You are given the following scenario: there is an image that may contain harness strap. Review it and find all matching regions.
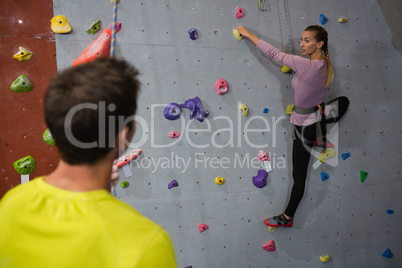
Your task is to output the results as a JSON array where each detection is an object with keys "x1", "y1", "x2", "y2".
[{"x1": 292, "y1": 102, "x2": 327, "y2": 147}]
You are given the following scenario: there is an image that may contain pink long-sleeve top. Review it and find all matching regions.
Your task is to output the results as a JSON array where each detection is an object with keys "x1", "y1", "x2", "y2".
[{"x1": 257, "y1": 39, "x2": 330, "y2": 126}]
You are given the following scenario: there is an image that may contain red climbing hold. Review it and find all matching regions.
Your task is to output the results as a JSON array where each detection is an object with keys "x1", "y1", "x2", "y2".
[
  {"x1": 262, "y1": 240, "x2": 276, "y2": 252},
  {"x1": 198, "y1": 223, "x2": 209, "y2": 233},
  {"x1": 72, "y1": 28, "x2": 112, "y2": 66}
]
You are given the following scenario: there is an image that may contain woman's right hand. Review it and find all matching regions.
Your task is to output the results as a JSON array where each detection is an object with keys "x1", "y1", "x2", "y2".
[{"x1": 236, "y1": 25, "x2": 252, "y2": 39}]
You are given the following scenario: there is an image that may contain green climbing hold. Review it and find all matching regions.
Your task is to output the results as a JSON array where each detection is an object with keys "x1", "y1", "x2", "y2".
[
  {"x1": 10, "y1": 74, "x2": 33, "y2": 93},
  {"x1": 86, "y1": 19, "x2": 102, "y2": 34},
  {"x1": 43, "y1": 128, "x2": 55, "y2": 145},
  {"x1": 360, "y1": 171, "x2": 368, "y2": 183},
  {"x1": 14, "y1": 155, "x2": 36, "y2": 175},
  {"x1": 121, "y1": 181, "x2": 129, "y2": 188}
]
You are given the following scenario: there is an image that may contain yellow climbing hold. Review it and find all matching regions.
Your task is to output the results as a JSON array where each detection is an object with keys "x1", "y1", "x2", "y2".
[
  {"x1": 338, "y1": 18, "x2": 347, "y2": 23},
  {"x1": 320, "y1": 255, "x2": 330, "y2": 263},
  {"x1": 239, "y1": 103, "x2": 248, "y2": 117},
  {"x1": 286, "y1": 104, "x2": 294, "y2": 115},
  {"x1": 215, "y1": 177, "x2": 224, "y2": 185},
  {"x1": 51, "y1": 15, "x2": 71, "y2": 33},
  {"x1": 281, "y1": 65, "x2": 292, "y2": 73},
  {"x1": 268, "y1": 226, "x2": 277, "y2": 232},
  {"x1": 111, "y1": 0, "x2": 120, "y2": 3},
  {"x1": 233, "y1": 29, "x2": 243, "y2": 40},
  {"x1": 319, "y1": 148, "x2": 336, "y2": 163},
  {"x1": 13, "y1": 47, "x2": 33, "y2": 61}
]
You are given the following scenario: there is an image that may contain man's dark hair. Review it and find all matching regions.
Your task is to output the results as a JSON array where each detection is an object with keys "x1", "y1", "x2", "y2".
[{"x1": 44, "y1": 58, "x2": 141, "y2": 165}]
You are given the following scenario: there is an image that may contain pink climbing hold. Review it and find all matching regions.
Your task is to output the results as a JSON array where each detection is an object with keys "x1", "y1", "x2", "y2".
[
  {"x1": 168, "y1": 131, "x2": 181, "y2": 138},
  {"x1": 199, "y1": 223, "x2": 209, "y2": 233},
  {"x1": 110, "y1": 22, "x2": 122, "y2": 33},
  {"x1": 215, "y1": 79, "x2": 228, "y2": 95},
  {"x1": 258, "y1": 149, "x2": 270, "y2": 162},
  {"x1": 236, "y1": 7, "x2": 244, "y2": 19},
  {"x1": 262, "y1": 240, "x2": 276, "y2": 252}
]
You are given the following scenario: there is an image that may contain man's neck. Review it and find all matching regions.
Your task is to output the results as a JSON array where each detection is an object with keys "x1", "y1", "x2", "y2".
[{"x1": 45, "y1": 156, "x2": 114, "y2": 192}]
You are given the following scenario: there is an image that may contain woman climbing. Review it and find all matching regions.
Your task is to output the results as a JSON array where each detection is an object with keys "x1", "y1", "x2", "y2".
[{"x1": 236, "y1": 25, "x2": 349, "y2": 227}]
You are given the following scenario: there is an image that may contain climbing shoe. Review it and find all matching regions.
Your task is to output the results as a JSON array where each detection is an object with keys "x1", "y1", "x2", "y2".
[
  {"x1": 264, "y1": 214, "x2": 293, "y2": 228},
  {"x1": 313, "y1": 140, "x2": 334, "y2": 148}
]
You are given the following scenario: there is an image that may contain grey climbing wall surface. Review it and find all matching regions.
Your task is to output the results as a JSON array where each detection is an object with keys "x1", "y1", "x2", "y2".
[{"x1": 53, "y1": 0, "x2": 401, "y2": 267}]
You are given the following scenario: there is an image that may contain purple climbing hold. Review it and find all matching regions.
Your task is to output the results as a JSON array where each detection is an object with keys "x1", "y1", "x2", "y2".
[
  {"x1": 188, "y1": 28, "x2": 198, "y2": 40},
  {"x1": 252, "y1": 169, "x2": 268, "y2": 188},
  {"x1": 164, "y1": 103, "x2": 182, "y2": 120},
  {"x1": 180, "y1": 96, "x2": 209, "y2": 122},
  {"x1": 168, "y1": 180, "x2": 179, "y2": 189}
]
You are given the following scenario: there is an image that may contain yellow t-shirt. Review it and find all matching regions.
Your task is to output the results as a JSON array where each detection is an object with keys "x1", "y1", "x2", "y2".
[{"x1": 0, "y1": 177, "x2": 176, "y2": 268}]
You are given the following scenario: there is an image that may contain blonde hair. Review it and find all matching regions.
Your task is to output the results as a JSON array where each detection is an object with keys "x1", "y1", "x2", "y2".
[{"x1": 305, "y1": 25, "x2": 334, "y2": 87}]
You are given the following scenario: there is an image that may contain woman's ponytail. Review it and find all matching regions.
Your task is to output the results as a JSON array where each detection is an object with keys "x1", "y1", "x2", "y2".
[{"x1": 324, "y1": 49, "x2": 334, "y2": 88}]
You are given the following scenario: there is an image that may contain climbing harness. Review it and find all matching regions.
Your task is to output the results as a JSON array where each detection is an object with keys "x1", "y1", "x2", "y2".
[{"x1": 291, "y1": 102, "x2": 327, "y2": 147}]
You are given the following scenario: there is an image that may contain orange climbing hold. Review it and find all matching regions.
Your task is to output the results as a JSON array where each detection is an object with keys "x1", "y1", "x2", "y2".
[{"x1": 72, "y1": 28, "x2": 112, "y2": 66}]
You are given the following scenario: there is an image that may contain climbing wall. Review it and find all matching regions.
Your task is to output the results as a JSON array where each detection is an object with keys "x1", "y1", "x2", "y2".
[
  {"x1": 0, "y1": 0, "x2": 58, "y2": 198},
  {"x1": 51, "y1": 0, "x2": 401, "y2": 267}
]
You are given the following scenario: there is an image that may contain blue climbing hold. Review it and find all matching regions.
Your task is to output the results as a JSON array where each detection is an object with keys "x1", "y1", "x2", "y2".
[
  {"x1": 320, "y1": 14, "x2": 328, "y2": 25},
  {"x1": 341, "y1": 150, "x2": 351, "y2": 160},
  {"x1": 321, "y1": 171, "x2": 329, "y2": 181},
  {"x1": 382, "y1": 248, "x2": 393, "y2": 258},
  {"x1": 263, "y1": 108, "x2": 269, "y2": 114},
  {"x1": 386, "y1": 209, "x2": 394, "y2": 215}
]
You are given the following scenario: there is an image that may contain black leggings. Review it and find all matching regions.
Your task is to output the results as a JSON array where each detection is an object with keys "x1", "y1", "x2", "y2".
[{"x1": 284, "y1": 96, "x2": 349, "y2": 218}]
